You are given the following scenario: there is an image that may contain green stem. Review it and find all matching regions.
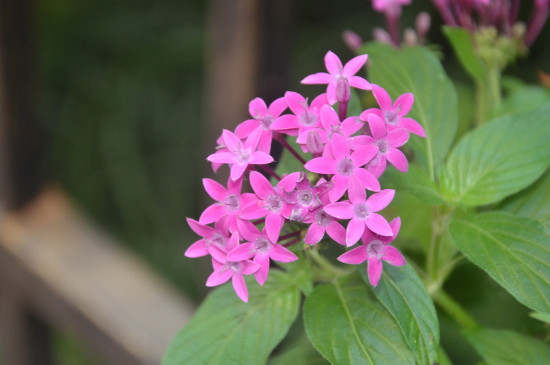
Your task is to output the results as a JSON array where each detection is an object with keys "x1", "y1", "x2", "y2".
[
  {"x1": 432, "y1": 289, "x2": 478, "y2": 330},
  {"x1": 308, "y1": 248, "x2": 351, "y2": 281},
  {"x1": 475, "y1": 64, "x2": 502, "y2": 126}
]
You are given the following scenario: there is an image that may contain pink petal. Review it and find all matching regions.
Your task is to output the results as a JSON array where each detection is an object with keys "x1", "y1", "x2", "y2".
[
  {"x1": 389, "y1": 217, "x2": 401, "y2": 238},
  {"x1": 232, "y1": 274, "x2": 249, "y2": 302},
  {"x1": 348, "y1": 76, "x2": 372, "y2": 90},
  {"x1": 230, "y1": 163, "x2": 248, "y2": 181},
  {"x1": 202, "y1": 179, "x2": 227, "y2": 201},
  {"x1": 184, "y1": 240, "x2": 208, "y2": 257},
  {"x1": 305, "y1": 157, "x2": 336, "y2": 174},
  {"x1": 400, "y1": 117, "x2": 426, "y2": 137},
  {"x1": 367, "y1": 113, "x2": 387, "y2": 139},
  {"x1": 268, "y1": 97, "x2": 288, "y2": 117},
  {"x1": 265, "y1": 213, "x2": 283, "y2": 243},
  {"x1": 351, "y1": 145, "x2": 378, "y2": 167},
  {"x1": 366, "y1": 213, "x2": 393, "y2": 236},
  {"x1": 394, "y1": 93, "x2": 414, "y2": 115},
  {"x1": 245, "y1": 127, "x2": 263, "y2": 150},
  {"x1": 271, "y1": 114, "x2": 298, "y2": 131},
  {"x1": 386, "y1": 148, "x2": 409, "y2": 172},
  {"x1": 340, "y1": 116, "x2": 364, "y2": 136},
  {"x1": 372, "y1": 84, "x2": 393, "y2": 110},
  {"x1": 207, "y1": 151, "x2": 236, "y2": 164},
  {"x1": 329, "y1": 174, "x2": 348, "y2": 202},
  {"x1": 324, "y1": 51, "x2": 343, "y2": 75},
  {"x1": 320, "y1": 104, "x2": 339, "y2": 129},
  {"x1": 301, "y1": 72, "x2": 332, "y2": 85},
  {"x1": 187, "y1": 218, "x2": 214, "y2": 237},
  {"x1": 242, "y1": 260, "x2": 260, "y2": 275},
  {"x1": 367, "y1": 189, "x2": 395, "y2": 212},
  {"x1": 253, "y1": 254, "x2": 270, "y2": 285},
  {"x1": 236, "y1": 218, "x2": 259, "y2": 239},
  {"x1": 240, "y1": 201, "x2": 267, "y2": 220},
  {"x1": 346, "y1": 218, "x2": 366, "y2": 246},
  {"x1": 206, "y1": 269, "x2": 232, "y2": 287},
  {"x1": 305, "y1": 224, "x2": 325, "y2": 245},
  {"x1": 199, "y1": 204, "x2": 226, "y2": 224},
  {"x1": 367, "y1": 258, "x2": 383, "y2": 286},
  {"x1": 227, "y1": 243, "x2": 254, "y2": 261},
  {"x1": 209, "y1": 245, "x2": 228, "y2": 263},
  {"x1": 235, "y1": 119, "x2": 260, "y2": 139},
  {"x1": 338, "y1": 245, "x2": 368, "y2": 264},
  {"x1": 347, "y1": 176, "x2": 366, "y2": 202},
  {"x1": 343, "y1": 54, "x2": 367, "y2": 77},
  {"x1": 326, "y1": 221, "x2": 347, "y2": 245},
  {"x1": 249, "y1": 97, "x2": 268, "y2": 118},
  {"x1": 222, "y1": 129, "x2": 242, "y2": 152},
  {"x1": 330, "y1": 133, "x2": 350, "y2": 160},
  {"x1": 269, "y1": 244, "x2": 298, "y2": 262},
  {"x1": 285, "y1": 91, "x2": 307, "y2": 114},
  {"x1": 278, "y1": 172, "x2": 301, "y2": 192},
  {"x1": 368, "y1": 155, "x2": 387, "y2": 178},
  {"x1": 324, "y1": 202, "x2": 354, "y2": 219},
  {"x1": 382, "y1": 245, "x2": 406, "y2": 266},
  {"x1": 326, "y1": 81, "x2": 338, "y2": 105},
  {"x1": 249, "y1": 171, "x2": 274, "y2": 198},
  {"x1": 387, "y1": 129, "x2": 410, "y2": 148},
  {"x1": 354, "y1": 168, "x2": 381, "y2": 192}
]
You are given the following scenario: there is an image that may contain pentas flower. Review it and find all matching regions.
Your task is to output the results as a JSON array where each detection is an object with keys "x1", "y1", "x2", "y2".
[
  {"x1": 229, "y1": 226, "x2": 298, "y2": 285},
  {"x1": 285, "y1": 174, "x2": 330, "y2": 222},
  {"x1": 207, "y1": 232, "x2": 259, "y2": 302},
  {"x1": 184, "y1": 218, "x2": 230, "y2": 257},
  {"x1": 372, "y1": 0, "x2": 411, "y2": 14},
  {"x1": 235, "y1": 97, "x2": 288, "y2": 153},
  {"x1": 271, "y1": 92, "x2": 327, "y2": 139},
  {"x1": 324, "y1": 180, "x2": 395, "y2": 246},
  {"x1": 305, "y1": 133, "x2": 380, "y2": 202},
  {"x1": 338, "y1": 217, "x2": 405, "y2": 286},
  {"x1": 304, "y1": 191, "x2": 347, "y2": 246},
  {"x1": 207, "y1": 128, "x2": 273, "y2": 181},
  {"x1": 301, "y1": 51, "x2": 371, "y2": 105},
  {"x1": 362, "y1": 84, "x2": 425, "y2": 137}
]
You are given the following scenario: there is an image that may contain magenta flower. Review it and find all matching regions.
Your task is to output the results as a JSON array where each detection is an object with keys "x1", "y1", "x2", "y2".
[
  {"x1": 207, "y1": 128, "x2": 274, "y2": 181},
  {"x1": 229, "y1": 226, "x2": 298, "y2": 285},
  {"x1": 285, "y1": 174, "x2": 330, "y2": 222},
  {"x1": 185, "y1": 218, "x2": 230, "y2": 258},
  {"x1": 372, "y1": 0, "x2": 411, "y2": 14},
  {"x1": 324, "y1": 180, "x2": 395, "y2": 246},
  {"x1": 303, "y1": 192, "x2": 347, "y2": 245},
  {"x1": 363, "y1": 113, "x2": 410, "y2": 177},
  {"x1": 361, "y1": 84, "x2": 425, "y2": 137},
  {"x1": 198, "y1": 177, "x2": 257, "y2": 236},
  {"x1": 301, "y1": 51, "x2": 372, "y2": 105},
  {"x1": 271, "y1": 92, "x2": 327, "y2": 139},
  {"x1": 206, "y1": 232, "x2": 259, "y2": 302},
  {"x1": 235, "y1": 96, "x2": 288, "y2": 153},
  {"x1": 338, "y1": 217, "x2": 405, "y2": 286},
  {"x1": 305, "y1": 133, "x2": 380, "y2": 202}
]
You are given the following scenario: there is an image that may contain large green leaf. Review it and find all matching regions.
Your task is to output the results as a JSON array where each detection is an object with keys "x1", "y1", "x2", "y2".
[
  {"x1": 465, "y1": 327, "x2": 550, "y2": 365},
  {"x1": 443, "y1": 26, "x2": 486, "y2": 83},
  {"x1": 359, "y1": 265, "x2": 439, "y2": 365},
  {"x1": 362, "y1": 43, "x2": 458, "y2": 179},
  {"x1": 163, "y1": 270, "x2": 300, "y2": 365},
  {"x1": 269, "y1": 335, "x2": 329, "y2": 365},
  {"x1": 500, "y1": 169, "x2": 550, "y2": 224},
  {"x1": 304, "y1": 273, "x2": 414, "y2": 365},
  {"x1": 441, "y1": 103, "x2": 550, "y2": 206},
  {"x1": 381, "y1": 165, "x2": 446, "y2": 206},
  {"x1": 449, "y1": 212, "x2": 550, "y2": 313}
]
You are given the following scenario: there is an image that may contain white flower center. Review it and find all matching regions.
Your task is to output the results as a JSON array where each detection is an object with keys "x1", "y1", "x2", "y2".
[
  {"x1": 225, "y1": 194, "x2": 240, "y2": 212},
  {"x1": 254, "y1": 237, "x2": 271, "y2": 255},
  {"x1": 265, "y1": 194, "x2": 283, "y2": 212},
  {"x1": 353, "y1": 202, "x2": 370, "y2": 219},
  {"x1": 366, "y1": 240, "x2": 384, "y2": 258},
  {"x1": 336, "y1": 157, "x2": 355, "y2": 176}
]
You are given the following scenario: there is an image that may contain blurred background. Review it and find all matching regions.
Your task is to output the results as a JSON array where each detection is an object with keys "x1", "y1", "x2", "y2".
[{"x1": 0, "y1": 0, "x2": 548, "y2": 364}]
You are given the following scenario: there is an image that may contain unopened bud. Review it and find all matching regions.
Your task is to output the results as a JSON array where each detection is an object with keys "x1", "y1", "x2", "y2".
[
  {"x1": 373, "y1": 27, "x2": 393, "y2": 45},
  {"x1": 342, "y1": 30, "x2": 363, "y2": 52},
  {"x1": 404, "y1": 28, "x2": 418, "y2": 46},
  {"x1": 306, "y1": 130, "x2": 324, "y2": 155},
  {"x1": 415, "y1": 12, "x2": 431, "y2": 40}
]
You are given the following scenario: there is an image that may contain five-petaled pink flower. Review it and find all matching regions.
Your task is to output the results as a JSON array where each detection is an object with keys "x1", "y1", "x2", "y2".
[
  {"x1": 338, "y1": 217, "x2": 405, "y2": 286},
  {"x1": 301, "y1": 51, "x2": 372, "y2": 105}
]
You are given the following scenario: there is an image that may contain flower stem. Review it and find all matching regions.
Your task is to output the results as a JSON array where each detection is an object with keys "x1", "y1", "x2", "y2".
[
  {"x1": 308, "y1": 248, "x2": 350, "y2": 278},
  {"x1": 432, "y1": 289, "x2": 478, "y2": 330},
  {"x1": 275, "y1": 135, "x2": 307, "y2": 165},
  {"x1": 256, "y1": 164, "x2": 281, "y2": 180},
  {"x1": 279, "y1": 230, "x2": 302, "y2": 241}
]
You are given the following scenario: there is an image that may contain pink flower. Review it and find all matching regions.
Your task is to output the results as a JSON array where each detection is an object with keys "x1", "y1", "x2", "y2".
[
  {"x1": 235, "y1": 97, "x2": 288, "y2": 153},
  {"x1": 372, "y1": 0, "x2": 411, "y2": 14},
  {"x1": 305, "y1": 133, "x2": 380, "y2": 202},
  {"x1": 301, "y1": 51, "x2": 372, "y2": 105},
  {"x1": 338, "y1": 217, "x2": 405, "y2": 286},
  {"x1": 271, "y1": 92, "x2": 327, "y2": 138},
  {"x1": 207, "y1": 232, "x2": 259, "y2": 302},
  {"x1": 324, "y1": 180, "x2": 395, "y2": 246},
  {"x1": 285, "y1": 174, "x2": 330, "y2": 222},
  {"x1": 229, "y1": 226, "x2": 298, "y2": 285},
  {"x1": 206, "y1": 128, "x2": 273, "y2": 181},
  {"x1": 361, "y1": 84, "x2": 425, "y2": 137},
  {"x1": 303, "y1": 191, "x2": 347, "y2": 245},
  {"x1": 185, "y1": 218, "x2": 230, "y2": 257}
]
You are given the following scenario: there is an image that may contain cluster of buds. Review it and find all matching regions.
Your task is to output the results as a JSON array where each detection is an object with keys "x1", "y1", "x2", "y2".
[{"x1": 185, "y1": 51, "x2": 425, "y2": 302}]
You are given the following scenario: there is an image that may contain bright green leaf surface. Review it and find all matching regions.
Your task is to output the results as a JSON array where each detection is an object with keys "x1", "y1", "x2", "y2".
[
  {"x1": 163, "y1": 271, "x2": 300, "y2": 365},
  {"x1": 269, "y1": 336, "x2": 329, "y2": 365},
  {"x1": 381, "y1": 165, "x2": 446, "y2": 206},
  {"x1": 441, "y1": 103, "x2": 550, "y2": 206},
  {"x1": 362, "y1": 43, "x2": 458, "y2": 179},
  {"x1": 465, "y1": 327, "x2": 550, "y2": 365},
  {"x1": 530, "y1": 311, "x2": 550, "y2": 324},
  {"x1": 450, "y1": 212, "x2": 550, "y2": 313},
  {"x1": 443, "y1": 26, "x2": 486, "y2": 82},
  {"x1": 500, "y1": 169, "x2": 550, "y2": 224},
  {"x1": 359, "y1": 264, "x2": 439, "y2": 365},
  {"x1": 304, "y1": 273, "x2": 414, "y2": 365}
]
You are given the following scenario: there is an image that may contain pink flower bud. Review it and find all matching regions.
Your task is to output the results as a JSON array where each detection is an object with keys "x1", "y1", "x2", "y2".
[
  {"x1": 306, "y1": 130, "x2": 324, "y2": 155},
  {"x1": 342, "y1": 30, "x2": 363, "y2": 52},
  {"x1": 415, "y1": 12, "x2": 431, "y2": 40}
]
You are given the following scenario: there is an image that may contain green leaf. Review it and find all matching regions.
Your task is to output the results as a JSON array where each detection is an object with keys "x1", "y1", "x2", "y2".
[
  {"x1": 360, "y1": 264, "x2": 440, "y2": 365},
  {"x1": 362, "y1": 43, "x2": 458, "y2": 179},
  {"x1": 441, "y1": 103, "x2": 550, "y2": 206},
  {"x1": 163, "y1": 270, "x2": 300, "y2": 365},
  {"x1": 465, "y1": 327, "x2": 550, "y2": 365},
  {"x1": 442, "y1": 26, "x2": 486, "y2": 82},
  {"x1": 438, "y1": 347, "x2": 454, "y2": 365},
  {"x1": 496, "y1": 86, "x2": 550, "y2": 117},
  {"x1": 500, "y1": 169, "x2": 550, "y2": 224},
  {"x1": 381, "y1": 165, "x2": 446, "y2": 206},
  {"x1": 269, "y1": 335, "x2": 329, "y2": 365},
  {"x1": 530, "y1": 311, "x2": 550, "y2": 324},
  {"x1": 449, "y1": 212, "x2": 550, "y2": 313},
  {"x1": 304, "y1": 273, "x2": 414, "y2": 365}
]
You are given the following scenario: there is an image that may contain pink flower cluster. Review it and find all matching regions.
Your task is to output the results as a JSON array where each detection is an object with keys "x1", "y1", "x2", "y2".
[{"x1": 185, "y1": 51, "x2": 425, "y2": 301}]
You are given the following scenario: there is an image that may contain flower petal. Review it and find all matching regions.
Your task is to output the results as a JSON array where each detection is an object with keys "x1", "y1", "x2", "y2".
[
  {"x1": 265, "y1": 213, "x2": 283, "y2": 243},
  {"x1": 382, "y1": 245, "x2": 406, "y2": 266},
  {"x1": 253, "y1": 254, "x2": 270, "y2": 285},
  {"x1": 301, "y1": 72, "x2": 332, "y2": 84},
  {"x1": 372, "y1": 84, "x2": 393, "y2": 110},
  {"x1": 343, "y1": 54, "x2": 367, "y2": 77},
  {"x1": 394, "y1": 93, "x2": 414, "y2": 115},
  {"x1": 222, "y1": 129, "x2": 242, "y2": 151},
  {"x1": 305, "y1": 157, "x2": 336, "y2": 174},
  {"x1": 367, "y1": 113, "x2": 387, "y2": 139},
  {"x1": 206, "y1": 269, "x2": 232, "y2": 287},
  {"x1": 366, "y1": 213, "x2": 393, "y2": 236},
  {"x1": 400, "y1": 117, "x2": 426, "y2": 137},
  {"x1": 326, "y1": 221, "x2": 347, "y2": 245},
  {"x1": 387, "y1": 129, "x2": 410, "y2": 148},
  {"x1": 348, "y1": 75, "x2": 372, "y2": 90},
  {"x1": 230, "y1": 163, "x2": 248, "y2": 181},
  {"x1": 338, "y1": 245, "x2": 368, "y2": 264},
  {"x1": 269, "y1": 244, "x2": 298, "y2": 262},
  {"x1": 249, "y1": 171, "x2": 274, "y2": 198},
  {"x1": 227, "y1": 243, "x2": 254, "y2": 261},
  {"x1": 268, "y1": 97, "x2": 288, "y2": 117},
  {"x1": 249, "y1": 97, "x2": 268, "y2": 118},
  {"x1": 324, "y1": 51, "x2": 343, "y2": 75},
  {"x1": 184, "y1": 240, "x2": 208, "y2": 258},
  {"x1": 305, "y1": 224, "x2": 325, "y2": 245},
  {"x1": 232, "y1": 274, "x2": 249, "y2": 302},
  {"x1": 324, "y1": 202, "x2": 354, "y2": 219},
  {"x1": 367, "y1": 258, "x2": 383, "y2": 286},
  {"x1": 346, "y1": 218, "x2": 366, "y2": 246},
  {"x1": 187, "y1": 218, "x2": 215, "y2": 238},
  {"x1": 386, "y1": 148, "x2": 409, "y2": 172},
  {"x1": 354, "y1": 168, "x2": 381, "y2": 192},
  {"x1": 202, "y1": 179, "x2": 227, "y2": 201},
  {"x1": 199, "y1": 204, "x2": 226, "y2": 224},
  {"x1": 367, "y1": 189, "x2": 395, "y2": 212}
]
